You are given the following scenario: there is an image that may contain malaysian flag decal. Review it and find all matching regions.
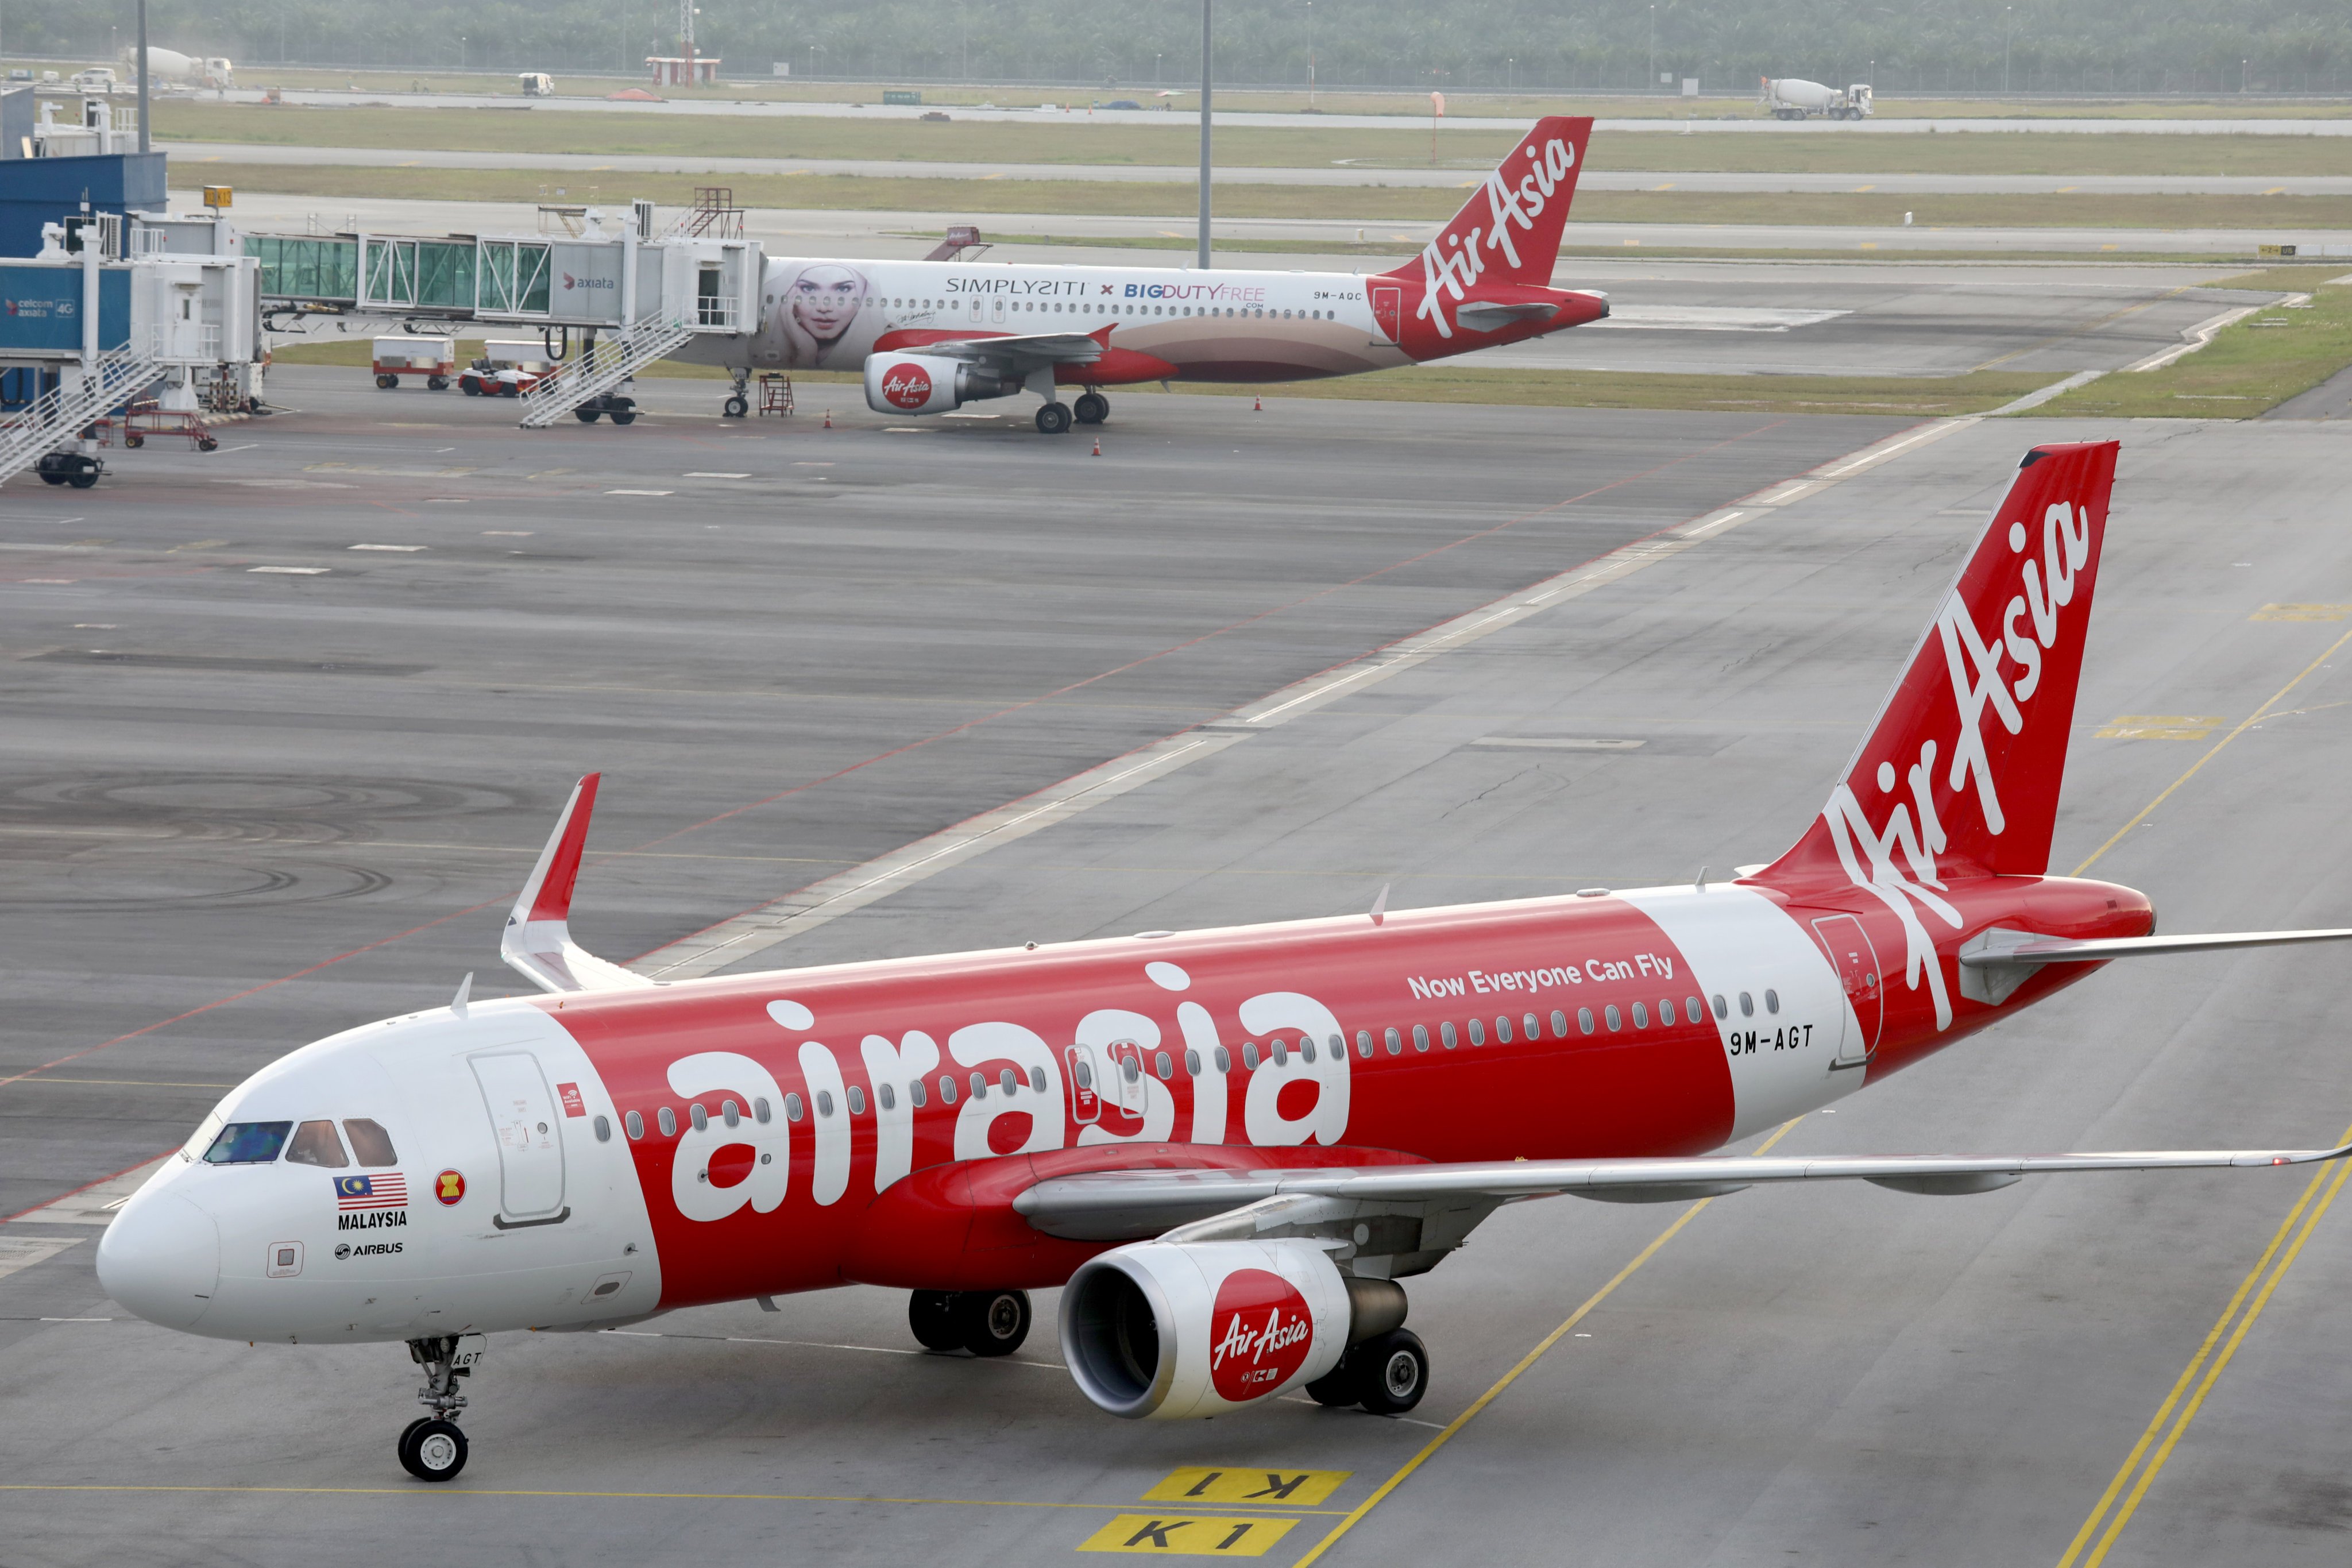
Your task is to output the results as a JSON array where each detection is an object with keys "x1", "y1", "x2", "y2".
[{"x1": 334, "y1": 1173, "x2": 408, "y2": 1210}]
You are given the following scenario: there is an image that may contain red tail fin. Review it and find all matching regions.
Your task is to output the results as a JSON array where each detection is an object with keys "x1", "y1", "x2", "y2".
[
  {"x1": 1379, "y1": 116, "x2": 1591, "y2": 295},
  {"x1": 1761, "y1": 440, "x2": 2118, "y2": 890}
]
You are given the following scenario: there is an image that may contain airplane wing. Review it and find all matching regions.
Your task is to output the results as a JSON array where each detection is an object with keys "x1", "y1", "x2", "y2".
[
  {"x1": 918, "y1": 330, "x2": 1106, "y2": 378},
  {"x1": 500, "y1": 773, "x2": 656, "y2": 994},
  {"x1": 1012, "y1": 1138, "x2": 2352, "y2": 1266}
]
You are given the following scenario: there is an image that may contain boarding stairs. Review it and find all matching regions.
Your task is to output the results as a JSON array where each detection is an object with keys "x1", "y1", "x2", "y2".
[
  {"x1": 515, "y1": 315, "x2": 697, "y2": 429},
  {"x1": 0, "y1": 347, "x2": 165, "y2": 486}
]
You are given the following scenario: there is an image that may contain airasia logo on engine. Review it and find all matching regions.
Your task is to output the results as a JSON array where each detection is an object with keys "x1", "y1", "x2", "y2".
[
  {"x1": 879, "y1": 362, "x2": 934, "y2": 409},
  {"x1": 1208, "y1": 1268, "x2": 1314, "y2": 1401}
]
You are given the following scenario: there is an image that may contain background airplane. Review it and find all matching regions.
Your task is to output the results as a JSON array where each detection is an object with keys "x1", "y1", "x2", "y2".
[
  {"x1": 668, "y1": 116, "x2": 1609, "y2": 432},
  {"x1": 96, "y1": 440, "x2": 2352, "y2": 1482}
]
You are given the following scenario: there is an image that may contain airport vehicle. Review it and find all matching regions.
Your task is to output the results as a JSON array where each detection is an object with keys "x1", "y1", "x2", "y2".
[
  {"x1": 70, "y1": 67, "x2": 118, "y2": 93},
  {"x1": 673, "y1": 116, "x2": 1611, "y2": 434},
  {"x1": 519, "y1": 73, "x2": 554, "y2": 98},
  {"x1": 372, "y1": 335, "x2": 455, "y2": 391},
  {"x1": 457, "y1": 341, "x2": 554, "y2": 398},
  {"x1": 96, "y1": 440, "x2": 2352, "y2": 1482},
  {"x1": 1760, "y1": 77, "x2": 1873, "y2": 119},
  {"x1": 120, "y1": 47, "x2": 234, "y2": 90}
]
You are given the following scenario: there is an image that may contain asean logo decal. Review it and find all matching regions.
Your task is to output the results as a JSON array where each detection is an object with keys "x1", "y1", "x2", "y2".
[
  {"x1": 435, "y1": 1169, "x2": 466, "y2": 1207},
  {"x1": 880, "y1": 362, "x2": 933, "y2": 410},
  {"x1": 1207, "y1": 1268, "x2": 1315, "y2": 1403}
]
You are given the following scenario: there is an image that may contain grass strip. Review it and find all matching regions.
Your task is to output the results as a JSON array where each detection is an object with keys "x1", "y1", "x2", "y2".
[
  {"x1": 182, "y1": 162, "x2": 2352, "y2": 230},
  {"x1": 2037, "y1": 269, "x2": 2352, "y2": 416},
  {"x1": 155, "y1": 102, "x2": 2352, "y2": 178}
]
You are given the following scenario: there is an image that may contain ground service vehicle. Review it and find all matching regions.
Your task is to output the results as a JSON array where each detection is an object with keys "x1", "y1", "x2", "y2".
[
  {"x1": 372, "y1": 336, "x2": 455, "y2": 391},
  {"x1": 1760, "y1": 77, "x2": 1874, "y2": 119},
  {"x1": 96, "y1": 441, "x2": 2352, "y2": 1482}
]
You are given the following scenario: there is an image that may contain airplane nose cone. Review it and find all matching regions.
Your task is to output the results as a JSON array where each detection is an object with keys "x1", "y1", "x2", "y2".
[{"x1": 96, "y1": 1187, "x2": 220, "y2": 1330}]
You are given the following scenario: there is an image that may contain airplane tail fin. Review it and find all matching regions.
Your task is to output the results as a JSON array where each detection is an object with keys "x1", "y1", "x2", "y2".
[
  {"x1": 1377, "y1": 115, "x2": 1592, "y2": 292},
  {"x1": 1757, "y1": 440, "x2": 2119, "y2": 889}
]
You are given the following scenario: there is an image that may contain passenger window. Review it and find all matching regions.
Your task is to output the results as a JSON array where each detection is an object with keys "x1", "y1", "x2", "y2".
[
  {"x1": 1551, "y1": 1010, "x2": 1569, "y2": 1038},
  {"x1": 343, "y1": 1118, "x2": 398, "y2": 1167},
  {"x1": 284, "y1": 1121, "x2": 349, "y2": 1169},
  {"x1": 1713, "y1": 994, "x2": 1729, "y2": 1019},
  {"x1": 1524, "y1": 1013, "x2": 1540, "y2": 1041},
  {"x1": 658, "y1": 1106, "x2": 678, "y2": 1137},
  {"x1": 1658, "y1": 1000, "x2": 1674, "y2": 1027},
  {"x1": 754, "y1": 1097, "x2": 771, "y2": 1123},
  {"x1": 1030, "y1": 1065, "x2": 1048, "y2": 1091},
  {"x1": 1185, "y1": 1048, "x2": 1202, "y2": 1076},
  {"x1": 690, "y1": 1103, "x2": 709, "y2": 1131},
  {"x1": 783, "y1": 1094, "x2": 804, "y2": 1122},
  {"x1": 1578, "y1": 1007, "x2": 1595, "y2": 1035},
  {"x1": 594, "y1": 1114, "x2": 612, "y2": 1142},
  {"x1": 1441, "y1": 1021, "x2": 1458, "y2": 1049},
  {"x1": 1412, "y1": 1025, "x2": 1430, "y2": 1052},
  {"x1": 1685, "y1": 997, "x2": 1704, "y2": 1025},
  {"x1": 970, "y1": 1072, "x2": 987, "y2": 1100},
  {"x1": 722, "y1": 1099, "x2": 741, "y2": 1127},
  {"x1": 1739, "y1": 992, "x2": 1755, "y2": 1017},
  {"x1": 1385, "y1": 1027, "x2": 1403, "y2": 1056},
  {"x1": 817, "y1": 1090, "x2": 836, "y2": 1117},
  {"x1": 1355, "y1": 1029, "x2": 1373, "y2": 1058},
  {"x1": 1214, "y1": 1045, "x2": 1231, "y2": 1072},
  {"x1": 1468, "y1": 1017, "x2": 1485, "y2": 1046},
  {"x1": 1274, "y1": 1038, "x2": 1291, "y2": 1067},
  {"x1": 910, "y1": 1079, "x2": 928, "y2": 1109},
  {"x1": 1632, "y1": 1003, "x2": 1649, "y2": 1028},
  {"x1": 1303, "y1": 1038, "x2": 1320, "y2": 1064},
  {"x1": 879, "y1": 1083, "x2": 897, "y2": 1111},
  {"x1": 1075, "y1": 1059, "x2": 1094, "y2": 1089},
  {"x1": 1001, "y1": 1068, "x2": 1018, "y2": 1095},
  {"x1": 1605, "y1": 1005, "x2": 1623, "y2": 1032},
  {"x1": 847, "y1": 1086, "x2": 867, "y2": 1115},
  {"x1": 1495, "y1": 1015, "x2": 1513, "y2": 1044},
  {"x1": 624, "y1": 1110, "x2": 644, "y2": 1140},
  {"x1": 1328, "y1": 1034, "x2": 1344, "y2": 1060},
  {"x1": 1243, "y1": 1042, "x2": 1260, "y2": 1069},
  {"x1": 1766, "y1": 989, "x2": 1781, "y2": 1014}
]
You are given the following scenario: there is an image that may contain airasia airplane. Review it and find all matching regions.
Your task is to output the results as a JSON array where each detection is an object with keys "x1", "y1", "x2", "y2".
[
  {"x1": 672, "y1": 115, "x2": 1609, "y2": 433},
  {"x1": 95, "y1": 439, "x2": 2352, "y2": 1484}
]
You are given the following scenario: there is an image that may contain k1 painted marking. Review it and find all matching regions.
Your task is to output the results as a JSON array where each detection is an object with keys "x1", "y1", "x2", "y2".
[
  {"x1": 1142, "y1": 1469, "x2": 1350, "y2": 1507},
  {"x1": 1077, "y1": 1514, "x2": 1299, "y2": 1556}
]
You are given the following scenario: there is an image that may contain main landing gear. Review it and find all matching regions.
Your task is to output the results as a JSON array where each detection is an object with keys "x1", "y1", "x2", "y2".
[
  {"x1": 723, "y1": 368, "x2": 751, "y2": 420},
  {"x1": 909, "y1": 1288, "x2": 1033, "y2": 1357},
  {"x1": 399, "y1": 1333, "x2": 485, "y2": 1481},
  {"x1": 1073, "y1": 391, "x2": 1109, "y2": 426},
  {"x1": 1305, "y1": 1327, "x2": 1430, "y2": 1416},
  {"x1": 1035, "y1": 391, "x2": 1109, "y2": 434}
]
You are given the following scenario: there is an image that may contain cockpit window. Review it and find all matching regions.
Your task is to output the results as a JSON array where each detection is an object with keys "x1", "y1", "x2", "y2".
[
  {"x1": 342, "y1": 1118, "x2": 398, "y2": 1168},
  {"x1": 202, "y1": 1121, "x2": 292, "y2": 1165},
  {"x1": 284, "y1": 1121, "x2": 349, "y2": 1169},
  {"x1": 180, "y1": 1112, "x2": 224, "y2": 1162}
]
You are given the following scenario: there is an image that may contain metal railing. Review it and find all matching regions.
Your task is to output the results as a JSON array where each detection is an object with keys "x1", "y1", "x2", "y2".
[
  {"x1": 514, "y1": 314, "x2": 697, "y2": 429},
  {"x1": 0, "y1": 349, "x2": 165, "y2": 487}
]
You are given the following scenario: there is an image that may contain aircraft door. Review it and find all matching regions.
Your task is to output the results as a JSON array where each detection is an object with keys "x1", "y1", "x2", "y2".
[
  {"x1": 1065, "y1": 1045, "x2": 1102, "y2": 1125},
  {"x1": 991, "y1": 296, "x2": 1005, "y2": 325},
  {"x1": 470, "y1": 1051, "x2": 569, "y2": 1226},
  {"x1": 1370, "y1": 285, "x2": 1401, "y2": 345},
  {"x1": 1812, "y1": 915, "x2": 1883, "y2": 1068}
]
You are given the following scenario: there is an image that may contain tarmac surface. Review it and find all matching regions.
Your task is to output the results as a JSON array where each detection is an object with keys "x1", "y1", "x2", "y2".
[
  {"x1": 161, "y1": 140, "x2": 2352, "y2": 196},
  {"x1": 5, "y1": 379, "x2": 2352, "y2": 1566}
]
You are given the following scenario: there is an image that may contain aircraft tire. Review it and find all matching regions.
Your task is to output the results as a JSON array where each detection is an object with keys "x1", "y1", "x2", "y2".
[
  {"x1": 956, "y1": 1288, "x2": 1032, "y2": 1357},
  {"x1": 1074, "y1": 392, "x2": 1108, "y2": 425},
  {"x1": 723, "y1": 395, "x2": 750, "y2": 419},
  {"x1": 1035, "y1": 402, "x2": 1072, "y2": 435},
  {"x1": 909, "y1": 1289, "x2": 961, "y2": 1351},
  {"x1": 1303, "y1": 1359, "x2": 1360, "y2": 1407},
  {"x1": 1351, "y1": 1328, "x2": 1428, "y2": 1415},
  {"x1": 398, "y1": 1417, "x2": 469, "y2": 1482}
]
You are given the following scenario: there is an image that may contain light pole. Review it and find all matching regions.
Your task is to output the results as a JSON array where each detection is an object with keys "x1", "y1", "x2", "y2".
[
  {"x1": 137, "y1": 0, "x2": 149, "y2": 153},
  {"x1": 459, "y1": 34, "x2": 468, "y2": 71},
  {"x1": 1648, "y1": 4, "x2": 1655, "y2": 91},
  {"x1": 808, "y1": 42, "x2": 822, "y2": 79},
  {"x1": 1306, "y1": 0, "x2": 1315, "y2": 110},
  {"x1": 1197, "y1": 0, "x2": 1211, "y2": 269},
  {"x1": 1156, "y1": 52, "x2": 1163, "y2": 84},
  {"x1": 1507, "y1": 55, "x2": 1514, "y2": 94},
  {"x1": 2002, "y1": 6, "x2": 2014, "y2": 95}
]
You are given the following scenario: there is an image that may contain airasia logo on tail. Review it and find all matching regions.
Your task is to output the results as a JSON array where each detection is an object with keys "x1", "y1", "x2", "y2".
[
  {"x1": 880, "y1": 362, "x2": 934, "y2": 409},
  {"x1": 1208, "y1": 1268, "x2": 1314, "y2": 1401}
]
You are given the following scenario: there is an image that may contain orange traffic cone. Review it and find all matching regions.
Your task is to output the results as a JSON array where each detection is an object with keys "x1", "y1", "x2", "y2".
[
  {"x1": 822, "y1": 408, "x2": 833, "y2": 428},
  {"x1": 1253, "y1": 393, "x2": 1262, "y2": 412},
  {"x1": 1091, "y1": 435, "x2": 1102, "y2": 456}
]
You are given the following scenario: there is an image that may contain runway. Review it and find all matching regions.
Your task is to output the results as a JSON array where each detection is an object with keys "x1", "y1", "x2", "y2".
[
  {"x1": 3, "y1": 383, "x2": 2350, "y2": 1563},
  {"x1": 194, "y1": 87, "x2": 2352, "y2": 135},
  {"x1": 159, "y1": 140, "x2": 2352, "y2": 196}
]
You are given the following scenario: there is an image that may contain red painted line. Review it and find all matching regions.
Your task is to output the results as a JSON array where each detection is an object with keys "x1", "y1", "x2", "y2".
[{"x1": 1, "y1": 1147, "x2": 177, "y2": 1224}]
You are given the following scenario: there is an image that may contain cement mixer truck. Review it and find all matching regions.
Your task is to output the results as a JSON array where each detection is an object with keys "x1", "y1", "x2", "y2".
[{"x1": 1759, "y1": 78, "x2": 1872, "y2": 120}]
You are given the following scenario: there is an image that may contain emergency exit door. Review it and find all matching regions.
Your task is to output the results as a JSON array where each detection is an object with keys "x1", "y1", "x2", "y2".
[
  {"x1": 470, "y1": 1051, "x2": 569, "y2": 1226},
  {"x1": 1813, "y1": 915, "x2": 1883, "y2": 1068}
]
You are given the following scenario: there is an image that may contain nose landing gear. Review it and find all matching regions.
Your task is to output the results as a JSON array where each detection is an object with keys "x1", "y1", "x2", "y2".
[{"x1": 399, "y1": 1333, "x2": 485, "y2": 1481}]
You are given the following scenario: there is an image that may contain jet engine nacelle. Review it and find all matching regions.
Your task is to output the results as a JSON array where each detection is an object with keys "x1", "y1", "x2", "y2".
[
  {"x1": 1060, "y1": 1238, "x2": 1404, "y2": 1419},
  {"x1": 862, "y1": 353, "x2": 1013, "y2": 416}
]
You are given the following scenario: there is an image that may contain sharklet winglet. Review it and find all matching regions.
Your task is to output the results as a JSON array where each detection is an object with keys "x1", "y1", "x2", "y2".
[{"x1": 500, "y1": 774, "x2": 655, "y2": 995}]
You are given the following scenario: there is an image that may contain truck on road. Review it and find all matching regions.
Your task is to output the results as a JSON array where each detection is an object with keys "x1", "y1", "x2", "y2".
[{"x1": 1760, "y1": 78, "x2": 1873, "y2": 120}]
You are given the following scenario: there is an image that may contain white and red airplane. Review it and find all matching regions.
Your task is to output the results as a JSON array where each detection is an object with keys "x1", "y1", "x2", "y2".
[
  {"x1": 97, "y1": 439, "x2": 2352, "y2": 1483},
  {"x1": 671, "y1": 116, "x2": 1609, "y2": 433}
]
